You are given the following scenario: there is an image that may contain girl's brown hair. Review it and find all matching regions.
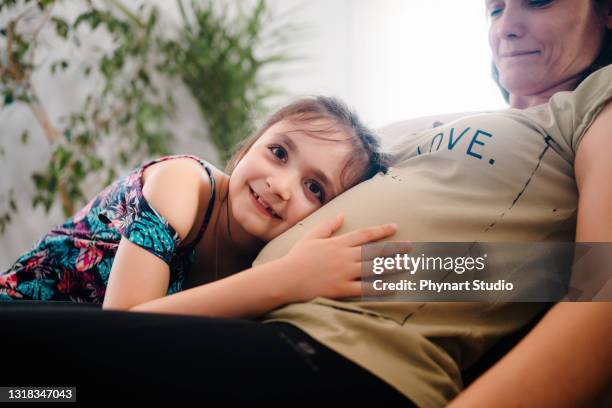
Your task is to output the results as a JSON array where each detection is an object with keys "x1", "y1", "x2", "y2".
[{"x1": 224, "y1": 96, "x2": 390, "y2": 194}]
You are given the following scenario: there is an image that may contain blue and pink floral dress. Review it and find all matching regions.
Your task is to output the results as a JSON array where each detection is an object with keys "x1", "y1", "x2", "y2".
[{"x1": 0, "y1": 155, "x2": 216, "y2": 303}]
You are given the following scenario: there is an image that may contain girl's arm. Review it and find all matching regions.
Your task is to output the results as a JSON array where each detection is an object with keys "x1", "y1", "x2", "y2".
[
  {"x1": 449, "y1": 102, "x2": 612, "y2": 407},
  {"x1": 128, "y1": 255, "x2": 295, "y2": 317},
  {"x1": 129, "y1": 215, "x2": 399, "y2": 317},
  {"x1": 102, "y1": 158, "x2": 213, "y2": 310}
]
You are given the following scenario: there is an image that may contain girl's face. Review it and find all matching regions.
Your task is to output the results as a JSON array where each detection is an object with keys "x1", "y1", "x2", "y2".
[
  {"x1": 487, "y1": 0, "x2": 611, "y2": 101},
  {"x1": 228, "y1": 118, "x2": 354, "y2": 241}
]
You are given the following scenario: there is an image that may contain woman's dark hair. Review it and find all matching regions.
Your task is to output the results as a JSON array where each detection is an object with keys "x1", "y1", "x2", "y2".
[
  {"x1": 224, "y1": 96, "x2": 391, "y2": 194},
  {"x1": 492, "y1": 0, "x2": 612, "y2": 103}
]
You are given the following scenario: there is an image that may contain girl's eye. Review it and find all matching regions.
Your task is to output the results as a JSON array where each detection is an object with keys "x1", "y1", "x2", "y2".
[
  {"x1": 267, "y1": 144, "x2": 325, "y2": 203},
  {"x1": 269, "y1": 145, "x2": 287, "y2": 162},
  {"x1": 305, "y1": 180, "x2": 325, "y2": 203}
]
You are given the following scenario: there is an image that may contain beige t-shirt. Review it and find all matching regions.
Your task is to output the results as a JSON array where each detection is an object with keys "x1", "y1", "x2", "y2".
[{"x1": 253, "y1": 64, "x2": 612, "y2": 408}]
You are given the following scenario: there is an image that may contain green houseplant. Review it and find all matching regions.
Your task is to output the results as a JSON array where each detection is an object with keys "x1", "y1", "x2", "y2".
[{"x1": 0, "y1": 0, "x2": 296, "y2": 233}]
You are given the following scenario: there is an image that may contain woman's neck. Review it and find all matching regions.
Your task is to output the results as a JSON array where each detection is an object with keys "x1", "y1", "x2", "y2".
[{"x1": 509, "y1": 73, "x2": 583, "y2": 109}]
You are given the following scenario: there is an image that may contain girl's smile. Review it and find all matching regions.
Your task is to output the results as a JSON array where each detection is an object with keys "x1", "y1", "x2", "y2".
[{"x1": 248, "y1": 185, "x2": 282, "y2": 220}]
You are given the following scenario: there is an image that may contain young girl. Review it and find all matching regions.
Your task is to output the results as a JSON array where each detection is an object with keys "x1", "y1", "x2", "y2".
[{"x1": 0, "y1": 96, "x2": 397, "y2": 317}]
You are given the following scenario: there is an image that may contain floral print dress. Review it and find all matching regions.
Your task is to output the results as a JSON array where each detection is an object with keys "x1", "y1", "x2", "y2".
[{"x1": 0, "y1": 155, "x2": 216, "y2": 303}]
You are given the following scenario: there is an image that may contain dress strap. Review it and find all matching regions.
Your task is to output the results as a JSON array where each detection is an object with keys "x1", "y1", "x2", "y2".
[{"x1": 181, "y1": 160, "x2": 216, "y2": 250}]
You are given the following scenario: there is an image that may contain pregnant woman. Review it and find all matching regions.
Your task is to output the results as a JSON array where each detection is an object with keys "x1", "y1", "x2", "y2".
[{"x1": 253, "y1": 2, "x2": 612, "y2": 406}]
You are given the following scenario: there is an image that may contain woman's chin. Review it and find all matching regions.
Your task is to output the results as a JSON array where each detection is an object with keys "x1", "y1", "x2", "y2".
[{"x1": 500, "y1": 77, "x2": 547, "y2": 99}]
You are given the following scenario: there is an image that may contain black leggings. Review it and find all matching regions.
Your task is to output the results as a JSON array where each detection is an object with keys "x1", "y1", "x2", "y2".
[{"x1": 0, "y1": 304, "x2": 414, "y2": 405}]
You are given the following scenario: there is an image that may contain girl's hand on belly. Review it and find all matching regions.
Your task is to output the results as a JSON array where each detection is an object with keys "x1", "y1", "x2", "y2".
[{"x1": 278, "y1": 213, "x2": 407, "y2": 302}]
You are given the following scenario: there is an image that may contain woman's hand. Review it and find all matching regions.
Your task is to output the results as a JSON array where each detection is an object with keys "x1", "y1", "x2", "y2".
[{"x1": 279, "y1": 213, "x2": 404, "y2": 303}]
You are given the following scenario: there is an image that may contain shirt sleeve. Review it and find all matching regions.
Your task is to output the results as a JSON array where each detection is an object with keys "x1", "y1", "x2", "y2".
[
  {"x1": 97, "y1": 170, "x2": 182, "y2": 266},
  {"x1": 518, "y1": 64, "x2": 612, "y2": 163},
  {"x1": 554, "y1": 64, "x2": 612, "y2": 155},
  {"x1": 570, "y1": 65, "x2": 612, "y2": 152}
]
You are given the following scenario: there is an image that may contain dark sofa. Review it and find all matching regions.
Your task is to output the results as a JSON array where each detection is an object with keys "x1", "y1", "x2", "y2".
[{"x1": 0, "y1": 300, "x2": 552, "y2": 405}]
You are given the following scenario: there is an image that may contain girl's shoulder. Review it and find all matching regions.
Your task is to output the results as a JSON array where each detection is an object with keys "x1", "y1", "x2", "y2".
[
  {"x1": 87, "y1": 154, "x2": 217, "y2": 220},
  {"x1": 86, "y1": 154, "x2": 221, "y2": 265},
  {"x1": 139, "y1": 154, "x2": 221, "y2": 243},
  {"x1": 138, "y1": 154, "x2": 217, "y2": 185}
]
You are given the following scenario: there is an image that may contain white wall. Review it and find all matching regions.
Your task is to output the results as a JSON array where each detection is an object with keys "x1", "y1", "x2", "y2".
[
  {"x1": 267, "y1": 0, "x2": 507, "y2": 128},
  {"x1": 1, "y1": 1, "x2": 506, "y2": 265}
]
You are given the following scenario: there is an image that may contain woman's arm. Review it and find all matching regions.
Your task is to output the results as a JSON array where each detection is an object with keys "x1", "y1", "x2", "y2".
[
  {"x1": 449, "y1": 302, "x2": 612, "y2": 407},
  {"x1": 449, "y1": 101, "x2": 612, "y2": 407}
]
